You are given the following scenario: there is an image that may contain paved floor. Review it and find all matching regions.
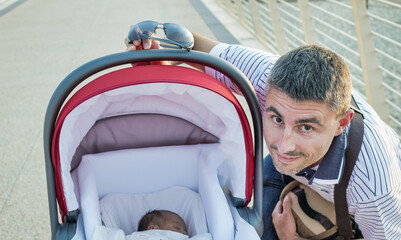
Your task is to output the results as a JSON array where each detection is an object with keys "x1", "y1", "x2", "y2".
[{"x1": 0, "y1": 0, "x2": 266, "y2": 239}]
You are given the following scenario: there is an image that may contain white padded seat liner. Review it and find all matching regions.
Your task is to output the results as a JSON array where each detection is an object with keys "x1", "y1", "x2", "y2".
[{"x1": 78, "y1": 144, "x2": 234, "y2": 240}]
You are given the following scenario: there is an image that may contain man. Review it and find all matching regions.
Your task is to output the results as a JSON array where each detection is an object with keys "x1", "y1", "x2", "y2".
[{"x1": 127, "y1": 30, "x2": 401, "y2": 239}]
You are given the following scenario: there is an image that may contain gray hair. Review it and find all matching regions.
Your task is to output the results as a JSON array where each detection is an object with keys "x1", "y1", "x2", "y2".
[{"x1": 267, "y1": 45, "x2": 352, "y2": 115}]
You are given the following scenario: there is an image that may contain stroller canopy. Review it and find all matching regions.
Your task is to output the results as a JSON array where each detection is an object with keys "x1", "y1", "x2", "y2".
[{"x1": 51, "y1": 65, "x2": 254, "y2": 218}]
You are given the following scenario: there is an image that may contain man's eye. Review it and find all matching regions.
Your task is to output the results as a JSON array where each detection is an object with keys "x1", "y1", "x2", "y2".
[
  {"x1": 272, "y1": 116, "x2": 282, "y2": 124},
  {"x1": 301, "y1": 125, "x2": 313, "y2": 132}
]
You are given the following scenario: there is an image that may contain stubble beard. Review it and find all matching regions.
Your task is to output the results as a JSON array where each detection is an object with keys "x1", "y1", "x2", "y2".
[{"x1": 269, "y1": 144, "x2": 309, "y2": 175}]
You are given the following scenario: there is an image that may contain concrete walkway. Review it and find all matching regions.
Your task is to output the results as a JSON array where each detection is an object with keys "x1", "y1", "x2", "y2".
[{"x1": 0, "y1": 0, "x2": 265, "y2": 239}]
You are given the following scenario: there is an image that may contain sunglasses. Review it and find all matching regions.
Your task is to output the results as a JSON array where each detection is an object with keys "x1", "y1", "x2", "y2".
[{"x1": 127, "y1": 21, "x2": 194, "y2": 51}]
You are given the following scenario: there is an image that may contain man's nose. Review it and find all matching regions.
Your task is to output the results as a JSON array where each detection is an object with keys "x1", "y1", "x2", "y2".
[{"x1": 277, "y1": 127, "x2": 296, "y2": 154}]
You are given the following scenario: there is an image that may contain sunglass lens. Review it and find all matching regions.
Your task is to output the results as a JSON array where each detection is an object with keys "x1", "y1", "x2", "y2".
[
  {"x1": 163, "y1": 23, "x2": 194, "y2": 49},
  {"x1": 127, "y1": 21, "x2": 158, "y2": 42}
]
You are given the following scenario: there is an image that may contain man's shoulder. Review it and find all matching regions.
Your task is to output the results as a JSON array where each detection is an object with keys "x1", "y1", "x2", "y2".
[
  {"x1": 352, "y1": 91, "x2": 399, "y2": 151},
  {"x1": 348, "y1": 91, "x2": 401, "y2": 199}
]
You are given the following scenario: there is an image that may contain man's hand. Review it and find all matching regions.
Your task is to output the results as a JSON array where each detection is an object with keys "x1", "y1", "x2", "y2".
[
  {"x1": 125, "y1": 38, "x2": 160, "y2": 51},
  {"x1": 124, "y1": 35, "x2": 167, "y2": 66},
  {"x1": 272, "y1": 195, "x2": 305, "y2": 240}
]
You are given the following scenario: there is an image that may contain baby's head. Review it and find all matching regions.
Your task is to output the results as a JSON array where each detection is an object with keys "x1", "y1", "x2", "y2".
[{"x1": 137, "y1": 210, "x2": 187, "y2": 235}]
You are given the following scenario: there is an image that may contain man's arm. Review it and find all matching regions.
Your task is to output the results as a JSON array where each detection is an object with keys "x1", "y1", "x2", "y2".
[
  {"x1": 125, "y1": 26, "x2": 277, "y2": 109},
  {"x1": 192, "y1": 32, "x2": 220, "y2": 53},
  {"x1": 189, "y1": 32, "x2": 220, "y2": 72}
]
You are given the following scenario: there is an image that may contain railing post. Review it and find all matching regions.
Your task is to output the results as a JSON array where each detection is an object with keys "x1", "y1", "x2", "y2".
[
  {"x1": 221, "y1": 0, "x2": 235, "y2": 18},
  {"x1": 351, "y1": 0, "x2": 390, "y2": 122},
  {"x1": 298, "y1": 0, "x2": 319, "y2": 44},
  {"x1": 235, "y1": 0, "x2": 249, "y2": 28},
  {"x1": 267, "y1": 0, "x2": 289, "y2": 54},
  {"x1": 249, "y1": 0, "x2": 267, "y2": 42}
]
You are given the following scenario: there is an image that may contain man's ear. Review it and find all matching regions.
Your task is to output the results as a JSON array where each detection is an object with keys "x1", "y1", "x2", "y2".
[
  {"x1": 147, "y1": 225, "x2": 159, "y2": 230},
  {"x1": 335, "y1": 109, "x2": 354, "y2": 136}
]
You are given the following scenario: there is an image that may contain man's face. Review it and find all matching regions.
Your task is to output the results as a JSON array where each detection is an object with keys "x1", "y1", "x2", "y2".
[{"x1": 263, "y1": 88, "x2": 344, "y2": 175}]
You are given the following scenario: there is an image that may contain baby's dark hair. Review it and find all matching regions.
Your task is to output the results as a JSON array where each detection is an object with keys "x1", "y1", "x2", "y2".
[
  {"x1": 137, "y1": 210, "x2": 164, "y2": 231},
  {"x1": 137, "y1": 209, "x2": 188, "y2": 234}
]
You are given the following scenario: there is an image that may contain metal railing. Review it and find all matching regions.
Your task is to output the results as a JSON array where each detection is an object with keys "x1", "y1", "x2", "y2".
[{"x1": 215, "y1": 0, "x2": 401, "y2": 137}]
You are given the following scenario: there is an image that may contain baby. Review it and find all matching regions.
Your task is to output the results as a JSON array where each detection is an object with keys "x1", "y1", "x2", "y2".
[
  {"x1": 137, "y1": 209, "x2": 187, "y2": 235},
  {"x1": 93, "y1": 209, "x2": 211, "y2": 240}
]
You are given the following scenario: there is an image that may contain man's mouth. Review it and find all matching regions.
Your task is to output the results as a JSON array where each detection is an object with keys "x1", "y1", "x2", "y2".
[{"x1": 275, "y1": 152, "x2": 300, "y2": 164}]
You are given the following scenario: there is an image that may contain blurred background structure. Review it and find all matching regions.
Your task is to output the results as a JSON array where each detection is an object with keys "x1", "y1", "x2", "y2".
[{"x1": 216, "y1": 0, "x2": 401, "y2": 137}]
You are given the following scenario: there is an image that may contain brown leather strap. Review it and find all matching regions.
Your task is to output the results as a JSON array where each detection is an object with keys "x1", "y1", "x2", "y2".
[
  {"x1": 292, "y1": 186, "x2": 335, "y2": 230},
  {"x1": 334, "y1": 96, "x2": 364, "y2": 239}
]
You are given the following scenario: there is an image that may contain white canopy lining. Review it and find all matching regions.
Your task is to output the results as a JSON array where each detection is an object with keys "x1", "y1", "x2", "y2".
[{"x1": 58, "y1": 82, "x2": 248, "y2": 212}]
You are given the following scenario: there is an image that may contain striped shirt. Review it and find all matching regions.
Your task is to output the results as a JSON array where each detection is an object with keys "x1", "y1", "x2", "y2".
[{"x1": 206, "y1": 43, "x2": 401, "y2": 239}]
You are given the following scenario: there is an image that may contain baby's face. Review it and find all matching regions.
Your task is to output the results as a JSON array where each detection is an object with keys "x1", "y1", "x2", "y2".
[{"x1": 159, "y1": 212, "x2": 187, "y2": 235}]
